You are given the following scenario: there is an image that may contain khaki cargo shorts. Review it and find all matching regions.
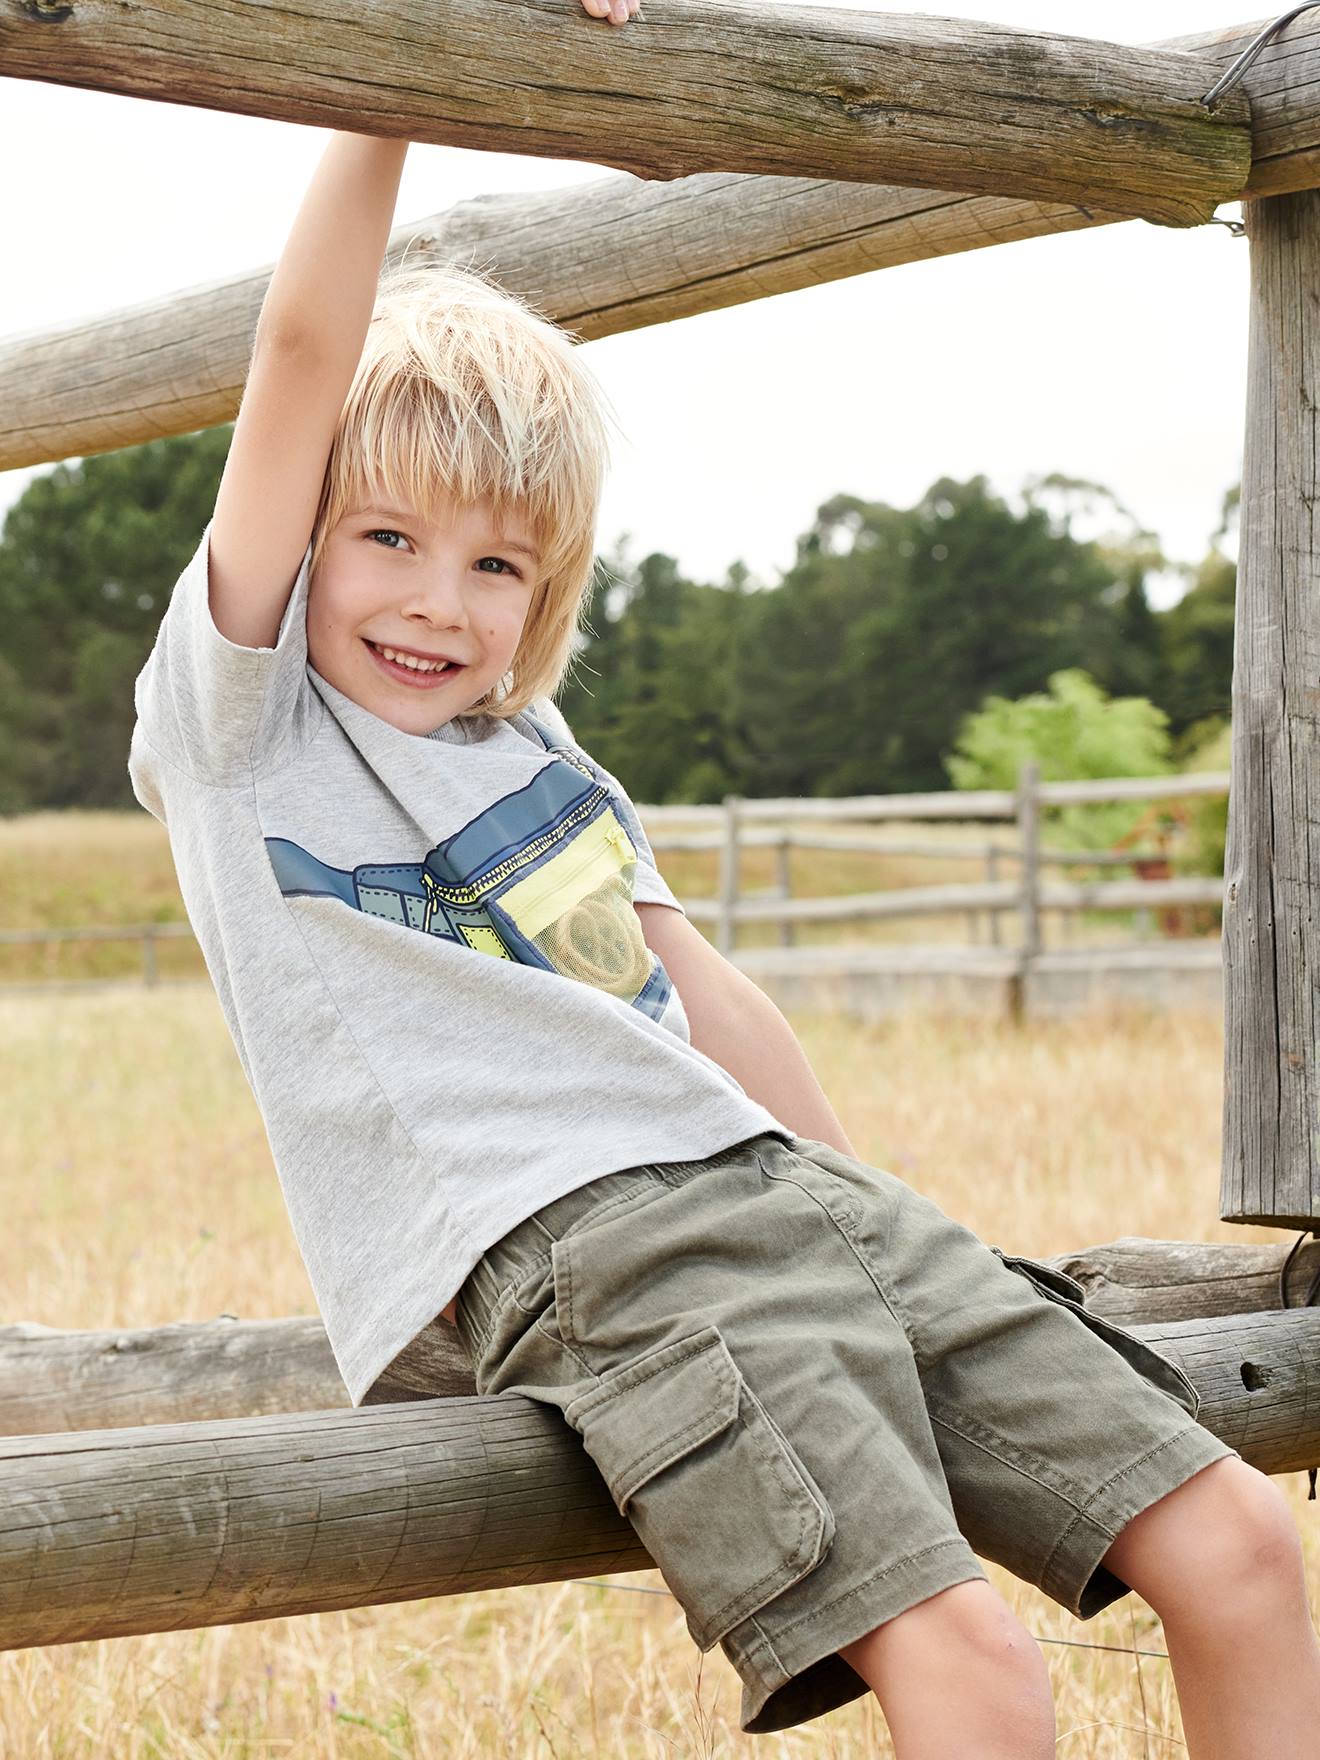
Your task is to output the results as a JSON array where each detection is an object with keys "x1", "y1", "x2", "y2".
[{"x1": 454, "y1": 1133, "x2": 1237, "y2": 1734}]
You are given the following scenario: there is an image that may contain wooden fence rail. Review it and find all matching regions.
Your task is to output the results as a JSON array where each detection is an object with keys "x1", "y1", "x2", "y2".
[
  {"x1": 0, "y1": 17, "x2": 1312, "y2": 474},
  {"x1": 0, "y1": 5, "x2": 1251, "y2": 222},
  {"x1": 647, "y1": 768, "x2": 1231, "y2": 955},
  {"x1": 5, "y1": 1236, "x2": 1319, "y2": 1437},
  {"x1": 2, "y1": 1232, "x2": 1320, "y2": 1654},
  {"x1": 0, "y1": 770, "x2": 1230, "y2": 986}
]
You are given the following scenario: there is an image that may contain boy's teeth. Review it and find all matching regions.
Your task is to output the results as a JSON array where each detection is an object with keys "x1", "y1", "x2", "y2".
[{"x1": 378, "y1": 644, "x2": 450, "y2": 674}]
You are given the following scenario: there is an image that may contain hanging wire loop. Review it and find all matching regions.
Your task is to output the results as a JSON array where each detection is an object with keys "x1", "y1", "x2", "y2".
[{"x1": 1202, "y1": 3, "x2": 1320, "y2": 111}]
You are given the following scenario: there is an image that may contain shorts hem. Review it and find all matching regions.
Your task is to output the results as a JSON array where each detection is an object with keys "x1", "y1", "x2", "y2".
[
  {"x1": 732, "y1": 1536, "x2": 987, "y2": 1734},
  {"x1": 1043, "y1": 1421, "x2": 1240, "y2": 1617}
]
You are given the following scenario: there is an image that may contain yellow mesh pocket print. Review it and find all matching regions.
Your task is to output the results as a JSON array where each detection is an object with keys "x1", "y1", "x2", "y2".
[{"x1": 493, "y1": 807, "x2": 654, "y2": 1001}]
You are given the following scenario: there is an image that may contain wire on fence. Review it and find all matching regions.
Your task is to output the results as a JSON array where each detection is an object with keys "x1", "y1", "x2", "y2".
[{"x1": 570, "y1": 1579, "x2": 1171, "y2": 1658}]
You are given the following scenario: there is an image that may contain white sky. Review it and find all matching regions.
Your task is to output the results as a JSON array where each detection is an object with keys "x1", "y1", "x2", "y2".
[{"x1": 1, "y1": 2, "x2": 1257, "y2": 606}]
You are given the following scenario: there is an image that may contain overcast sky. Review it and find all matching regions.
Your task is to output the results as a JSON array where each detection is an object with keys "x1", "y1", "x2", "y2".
[{"x1": 1, "y1": 1, "x2": 1258, "y2": 605}]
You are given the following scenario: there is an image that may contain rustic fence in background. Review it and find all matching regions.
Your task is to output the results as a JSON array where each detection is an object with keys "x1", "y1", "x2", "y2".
[
  {"x1": 646, "y1": 766, "x2": 1230, "y2": 957},
  {"x1": 0, "y1": 767, "x2": 1230, "y2": 995}
]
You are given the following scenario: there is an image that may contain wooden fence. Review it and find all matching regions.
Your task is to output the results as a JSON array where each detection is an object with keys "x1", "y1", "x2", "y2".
[
  {"x1": 3, "y1": 1234, "x2": 1320, "y2": 1649},
  {"x1": 645, "y1": 766, "x2": 1230, "y2": 957},
  {"x1": 0, "y1": 767, "x2": 1230, "y2": 990}
]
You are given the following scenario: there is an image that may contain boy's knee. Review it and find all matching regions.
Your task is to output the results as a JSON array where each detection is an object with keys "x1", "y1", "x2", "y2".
[
  {"x1": 843, "y1": 1579, "x2": 1047, "y2": 1685},
  {"x1": 1196, "y1": 1465, "x2": 1305, "y2": 1598},
  {"x1": 1107, "y1": 1457, "x2": 1305, "y2": 1619}
]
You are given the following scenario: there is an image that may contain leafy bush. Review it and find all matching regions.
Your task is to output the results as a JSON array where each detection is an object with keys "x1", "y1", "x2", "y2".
[{"x1": 947, "y1": 669, "x2": 1172, "y2": 850}]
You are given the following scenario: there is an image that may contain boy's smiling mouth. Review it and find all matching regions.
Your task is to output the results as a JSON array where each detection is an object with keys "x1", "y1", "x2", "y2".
[{"x1": 364, "y1": 639, "x2": 465, "y2": 688}]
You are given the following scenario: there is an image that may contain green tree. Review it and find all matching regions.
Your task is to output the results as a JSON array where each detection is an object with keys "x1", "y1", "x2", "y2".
[
  {"x1": 738, "y1": 475, "x2": 1145, "y2": 796},
  {"x1": 0, "y1": 426, "x2": 232, "y2": 811},
  {"x1": 1160, "y1": 549, "x2": 1235, "y2": 734},
  {"x1": 560, "y1": 546, "x2": 761, "y2": 803}
]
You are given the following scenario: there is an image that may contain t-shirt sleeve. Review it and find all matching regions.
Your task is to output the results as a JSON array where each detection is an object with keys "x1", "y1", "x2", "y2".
[
  {"x1": 533, "y1": 698, "x2": 685, "y2": 916},
  {"x1": 130, "y1": 518, "x2": 320, "y2": 789}
]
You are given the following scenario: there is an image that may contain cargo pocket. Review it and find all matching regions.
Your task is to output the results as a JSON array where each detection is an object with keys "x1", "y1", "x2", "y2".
[
  {"x1": 563, "y1": 1325, "x2": 835, "y2": 1650},
  {"x1": 991, "y1": 1247, "x2": 1201, "y2": 1421}
]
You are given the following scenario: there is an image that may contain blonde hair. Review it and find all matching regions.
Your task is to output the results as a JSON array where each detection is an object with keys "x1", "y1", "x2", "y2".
[{"x1": 308, "y1": 259, "x2": 613, "y2": 717}]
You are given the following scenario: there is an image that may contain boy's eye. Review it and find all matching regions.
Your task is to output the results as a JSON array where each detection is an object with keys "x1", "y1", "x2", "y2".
[
  {"x1": 367, "y1": 529, "x2": 409, "y2": 550},
  {"x1": 476, "y1": 556, "x2": 519, "y2": 577}
]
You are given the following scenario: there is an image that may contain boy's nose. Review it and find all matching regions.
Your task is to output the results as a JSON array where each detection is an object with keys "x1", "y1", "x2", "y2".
[{"x1": 402, "y1": 570, "x2": 470, "y2": 629}]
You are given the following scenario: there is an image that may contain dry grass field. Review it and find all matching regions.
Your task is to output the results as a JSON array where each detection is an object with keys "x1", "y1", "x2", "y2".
[{"x1": 3, "y1": 972, "x2": 1316, "y2": 1757}]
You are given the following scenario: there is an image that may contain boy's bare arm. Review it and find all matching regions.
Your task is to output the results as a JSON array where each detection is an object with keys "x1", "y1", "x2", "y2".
[
  {"x1": 207, "y1": 0, "x2": 643, "y2": 654},
  {"x1": 635, "y1": 904, "x2": 859, "y2": 1158},
  {"x1": 208, "y1": 133, "x2": 410, "y2": 650}
]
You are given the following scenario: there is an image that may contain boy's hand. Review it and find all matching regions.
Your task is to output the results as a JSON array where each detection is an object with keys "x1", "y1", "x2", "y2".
[{"x1": 578, "y1": 0, "x2": 641, "y2": 24}]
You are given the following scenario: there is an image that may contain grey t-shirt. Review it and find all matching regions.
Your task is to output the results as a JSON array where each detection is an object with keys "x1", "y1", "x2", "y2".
[{"x1": 128, "y1": 521, "x2": 787, "y2": 1405}]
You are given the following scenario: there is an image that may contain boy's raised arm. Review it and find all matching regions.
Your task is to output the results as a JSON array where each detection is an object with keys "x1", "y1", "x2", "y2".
[
  {"x1": 207, "y1": 132, "x2": 409, "y2": 651},
  {"x1": 206, "y1": 0, "x2": 641, "y2": 653}
]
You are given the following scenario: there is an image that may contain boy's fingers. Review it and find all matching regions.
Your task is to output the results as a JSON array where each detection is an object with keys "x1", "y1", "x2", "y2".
[{"x1": 579, "y1": 0, "x2": 640, "y2": 21}]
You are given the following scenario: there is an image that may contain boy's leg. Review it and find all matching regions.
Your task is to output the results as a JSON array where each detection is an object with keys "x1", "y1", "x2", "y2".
[
  {"x1": 1099, "y1": 1455, "x2": 1320, "y2": 1760},
  {"x1": 839, "y1": 1579, "x2": 1055, "y2": 1760}
]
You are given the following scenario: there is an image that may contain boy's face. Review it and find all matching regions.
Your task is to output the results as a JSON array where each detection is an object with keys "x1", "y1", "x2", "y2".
[{"x1": 306, "y1": 493, "x2": 540, "y2": 734}]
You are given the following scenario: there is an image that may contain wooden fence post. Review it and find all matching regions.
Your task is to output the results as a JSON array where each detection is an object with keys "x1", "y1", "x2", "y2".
[
  {"x1": 717, "y1": 796, "x2": 742, "y2": 956},
  {"x1": 1222, "y1": 188, "x2": 1320, "y2": 1228},
  {"x1": 1016, "y1": 763, "x2": 1042, "y2": 961},
  {"x1": 142, "y1": 924, "x2": 159, "y2": 987},
  {"x1": 775, "y1": 833, "x2": 795, "y2": 947}
]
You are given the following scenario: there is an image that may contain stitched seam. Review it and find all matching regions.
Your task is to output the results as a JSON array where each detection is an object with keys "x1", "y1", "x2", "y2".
[
  {"x1": 554, "y1": 1180, "x2": 675, "y2": 1346},
  {"x1": 751, "y1": 1537, "x2": 977, "y2": 1645},
  {"x1": 572, "y1": 1333, "x2": 822, "y2": 1643},
  {"x1": 744, "y1": 1613, "x2": 790, "y2": 1679},
  {"x1": 556, "y1": 1175, "x2": 670, "y2": 1240},
  {"x1": 926, "y1": 1401, "x2": 1086, "y2": 1501},
  {"x1": 470, "y1": 1175, "x2": 662, "y2": 1355},
  {"x1": 1039, "y1": 1431, "x2": 1200, "y2": 1587},
  {"x1": 699, "y1": 1425, "x2": 818, "y2": 1641},
  {"x1": 470, "y1": 1251, "x2": 553, "y2": 1356},
  {"x1": 573, "y1": 1331, "x2": 717, "y2": 1408},
  {"x1": 572, "y1": 1333, "x2": 729, "y2": 1482},
  {"x1": 616, "y1": 1406, "x2": 727, "y2": 1495},
  {"x1": 759, "y1": 1161, "x2": 918, "y2": 1352},
  {"x1": 537, "y1": 1307, "x2": 595, "y2": 1377}
]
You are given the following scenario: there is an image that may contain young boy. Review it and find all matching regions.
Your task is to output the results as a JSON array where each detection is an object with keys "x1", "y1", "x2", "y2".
[{"x1": 127, "y1": 17, "x2": 1320, "y2": 1752}]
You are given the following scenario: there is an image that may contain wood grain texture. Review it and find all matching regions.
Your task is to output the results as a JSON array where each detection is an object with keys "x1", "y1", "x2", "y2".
[
  {"x1": 1164, "y1": 14, "x2": 1320, "y2": 198},
  {"x1": 1055, "y1": 1235, "x2": 1320, "y2": 1322},
  {"x1": 1221, "y1": 187, "x2": 1320, "y2": 1228},
  {"x1": 0, "y1": 13, "x2": 1279, "y2": 470},
  {"x1": 6, "y1": 1236, "x2": 1320, "y2": 1436},
  {"x1": 0, "y1": 1394, "x2": 649, "y2": 1649},
  {"x1": 1, "y1": 1304, "x2": 1318, "y2": 1652},
  {"x1": 0, "y1": 1, "x2": 1249, "y2": 220}
]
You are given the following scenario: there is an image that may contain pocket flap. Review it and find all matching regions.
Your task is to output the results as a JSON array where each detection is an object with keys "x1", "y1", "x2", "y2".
[
  {"x1": 992, "y1": 1247, "x2": 1201, "y2": 1419},
  {"x1": 566, "y1": 1326, "x2": 740, "y2": 1509},
  {"x1": 563, "y1": 1323, "x2": 835, "y2": 1649},
  {"x1": 991, "y1": 1246, "x2": 1088, "y2": 1305}
]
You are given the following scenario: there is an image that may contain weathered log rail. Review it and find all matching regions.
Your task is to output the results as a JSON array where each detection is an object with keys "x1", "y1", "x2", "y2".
[
  {"x1": 0, "y1": 11, "x2": 1300, "y2": 470},
  {"x1": 5, "y1": 1236, "x2": 1318, "y2": 1436},
  {"x1": 2, "y1": 1280, "x2": 1319, "y2": 1653},
  {"x1": 0, "y1": 1395, "x2": 651, "y2": 1650},
  {"x1": 0, "y1": 2, "x2": 1252, "y2": 220},
  {"x1": 3, "y1": 1236, "x2": 1319, "y2": 1436}
]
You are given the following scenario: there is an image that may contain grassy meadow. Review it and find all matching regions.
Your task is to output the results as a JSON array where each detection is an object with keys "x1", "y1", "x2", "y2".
[{"x1": 0, "y1": 811, "x2": 1309, "y2": 1757}]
